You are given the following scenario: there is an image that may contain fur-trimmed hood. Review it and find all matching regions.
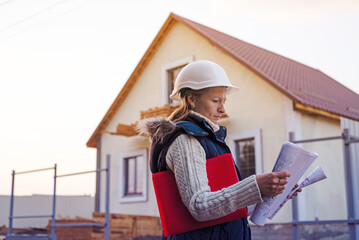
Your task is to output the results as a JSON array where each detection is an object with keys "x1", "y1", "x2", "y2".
[{"x1": 136, "y1": 117, "x2": 176, "y2": 142}]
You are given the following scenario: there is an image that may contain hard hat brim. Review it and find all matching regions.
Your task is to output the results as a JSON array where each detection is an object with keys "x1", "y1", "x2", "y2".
[{"x1": 170, "y1": 84, "x2": 238, "y2": 101}]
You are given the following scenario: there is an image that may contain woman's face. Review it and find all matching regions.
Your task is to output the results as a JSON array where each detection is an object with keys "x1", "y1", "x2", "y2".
[{"x1": 190, "y1": 86, "x2": 227, "y2": 124}]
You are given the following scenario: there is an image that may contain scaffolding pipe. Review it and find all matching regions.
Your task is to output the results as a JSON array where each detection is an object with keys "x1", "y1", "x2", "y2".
[
  {"x1": 343, "y1": 129, "x2": 357, "y2": 239},
  {"x1": 54, "y1": 222, "x2": 105, "y2": 227},
  {"x1": 7, "y1": 166, "x2": 56, "y2": 238},
  {"x1": 51, "y1": 164, "x2": 57, "y2": 240},
  {"x1": 289, "y1": 132, "x2": 299, "y2": 240},
  {"x1": 49, "y1": 161, "x2": 110, "y2": 239},
  {"x1": 291, "y1": 135, "x2": 343, "y2": 144},
  {"x1": 289, "y1": 129, "x2": 358, "y2": 240},
  {"x1": 56, "y1": 168, "x2": 106, "y2": 178},
  {"x1": 292, "y1": 219, "x2": 359, "y2": 225},
  {"x1": 7, "y1": 160, "x2": 111, "y2": 239},
  {"x1": 104, "y1": 155, "x2": 110, "y2": 240},
  {"x1": 8, "y1": 170, "x2": 15, "y2": 235},
  {"x1": 11, "y1": 215, "x2": 52, "y2": 219},
  {"x1": 14, "y1": 167, "x2": 54, "y2": 175}
]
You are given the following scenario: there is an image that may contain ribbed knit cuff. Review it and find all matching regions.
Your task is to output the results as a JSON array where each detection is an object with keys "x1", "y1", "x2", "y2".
[{"x1": 230, "y1": 174, "x2": 263, "y2": 205}]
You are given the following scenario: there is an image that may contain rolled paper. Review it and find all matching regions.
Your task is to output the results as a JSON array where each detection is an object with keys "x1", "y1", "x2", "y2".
[
  {"x1": 250, "y1": 142, "x2": 318, "y2": 226},
  {"x1": 268, "y1": 166, "x2": 327, "y2": 219}
]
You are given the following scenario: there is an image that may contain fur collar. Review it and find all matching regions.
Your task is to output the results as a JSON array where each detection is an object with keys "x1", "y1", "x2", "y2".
[{"x1": 136, "y1": 117, "x2": 176, "y2": 142}]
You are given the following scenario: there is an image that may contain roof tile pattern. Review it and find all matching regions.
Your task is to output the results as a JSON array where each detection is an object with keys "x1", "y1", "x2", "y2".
[{"x1": 173, "y1": 13, "x2": 359, "y2": 121}]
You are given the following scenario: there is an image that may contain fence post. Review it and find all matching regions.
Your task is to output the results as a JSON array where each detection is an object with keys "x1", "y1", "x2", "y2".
[
  {"x1": 51, "y1": 164, "x2": 57, "y2": 240},
  {"x1": 104, "y1": 155, "x2": 110, "y2": 240},
  {"x1": 8, "y1": 170, "x2": 15, "y2": 236},
  {"x1": 289, "y1": 132, "x2": 299, "y2": 240},
  {"x1": 343, "y1": 129, "x2": 357, "y2": 239}
]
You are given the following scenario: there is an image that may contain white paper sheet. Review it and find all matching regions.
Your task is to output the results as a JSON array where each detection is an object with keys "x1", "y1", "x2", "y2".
[{"x1": 250, "y1": 141, "x2": 319, "y2": 226}]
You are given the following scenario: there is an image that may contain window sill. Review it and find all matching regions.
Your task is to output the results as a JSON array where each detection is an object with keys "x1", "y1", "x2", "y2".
[{"x1": 119, "y1": 194, "x2": 147, "y2": 203}]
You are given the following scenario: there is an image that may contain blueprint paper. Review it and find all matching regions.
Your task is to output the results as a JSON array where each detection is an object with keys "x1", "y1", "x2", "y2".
[
  {"x1": 268, "y1": 166, "x2": 327, "y2": 219},
  {"x1": 250, "y1": 142, "x2": 319, "y2": 226}
]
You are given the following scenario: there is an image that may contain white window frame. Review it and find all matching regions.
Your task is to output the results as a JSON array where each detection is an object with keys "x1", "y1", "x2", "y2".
[
  {"x1": 227, "y1": 129, "x2": 263, "y2": 215},
  {"x1": 227, "y1": 129, "x2": 263, "y2": 175},
  {"x1": 118, "y1": 148, "x2": 148, "y2": 203},
  {"x1": 161, "y1": 56, "x2": 194, "y2": 106}
]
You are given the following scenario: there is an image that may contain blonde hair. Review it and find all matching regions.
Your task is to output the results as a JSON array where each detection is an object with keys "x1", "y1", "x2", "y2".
[{"x1": 168, "y1": 88, "x2": 207, "y2": 122}]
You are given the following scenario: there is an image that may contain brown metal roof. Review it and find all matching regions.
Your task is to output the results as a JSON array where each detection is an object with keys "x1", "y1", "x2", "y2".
[
  {"x1": 87, "y1": 13, "x2": 359, "y2": 148},
  {"x1": 172, "y1": 13, "x2": 359, "y2": 121}
]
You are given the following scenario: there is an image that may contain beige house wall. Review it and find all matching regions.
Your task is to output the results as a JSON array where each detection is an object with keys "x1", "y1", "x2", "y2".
[
  {"x1": 297, "y1": 114, "x2": 346, "y2": 221},
  {"x1": 98, "y1": 21, "x2": 344, "y2": 224}
]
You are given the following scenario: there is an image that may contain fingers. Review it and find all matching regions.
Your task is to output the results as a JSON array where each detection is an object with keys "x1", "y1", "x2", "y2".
[
  {"x1": 275, "y1": 171, "x2": 290, "y2": 189},
  {"x1": 291, "y1": 188, "x2": 302, "y2": 198},
  {"x1": 273, "y1": 179, "x2": 286, "y2": 192},
  {"x1": 271, "y1": 172, "x2": 290, "y2": 197},
  {"x1": 275, "y1": 171, "x2": 291, "y2": 178},
  {"x1": 290, "y1": 184, "x2": 302, "y2": 198},
  {"x1": 293, "y1": 188, "x2": 302, "y2": 196},
  {"x1": 256, "y1": 171, "x2": 291, "y2": 197}
]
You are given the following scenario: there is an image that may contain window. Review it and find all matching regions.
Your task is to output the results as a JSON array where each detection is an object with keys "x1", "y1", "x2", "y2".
[
  {"x1": 161, "y1": 56, "x2": 194, "y2": 105},
  {"x1": 119, "y1": 149, "x2": 147, "y2": 203},
  {"x1": 227, "y1": 129, "x2": 263, "y2": 214},
  {"x1": 167, "y1": 65, "x2": 185, "y2": 104},
  {"x1": 124, "y1": 156, "x2": 144, "y2": 196},
  {"x1": 235, "y1": 138, "x2": 256, "y2": 179},
  {"x1": 228, "y1": 129, "x2": 263, "y2": 176}
]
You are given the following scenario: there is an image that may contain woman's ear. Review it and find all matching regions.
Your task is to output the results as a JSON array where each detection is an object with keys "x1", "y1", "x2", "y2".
[{"x1": 186, "y1": 93, "x2": 196, "y2": 109}]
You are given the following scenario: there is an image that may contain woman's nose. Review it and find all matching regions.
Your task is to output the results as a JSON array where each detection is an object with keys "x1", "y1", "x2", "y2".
[{"x1": 219, "y1": 103, "x2": 225, "y2": 113}]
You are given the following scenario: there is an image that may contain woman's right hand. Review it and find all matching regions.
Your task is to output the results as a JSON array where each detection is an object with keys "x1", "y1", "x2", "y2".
[{"x1": 256, "y1": 171, "x2": 291, "y2": 197}]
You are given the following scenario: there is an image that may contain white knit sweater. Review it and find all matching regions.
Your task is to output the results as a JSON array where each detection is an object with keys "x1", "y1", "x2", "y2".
[{"x1": 165, "y1": 112, "x2": 263, "y2": 222}]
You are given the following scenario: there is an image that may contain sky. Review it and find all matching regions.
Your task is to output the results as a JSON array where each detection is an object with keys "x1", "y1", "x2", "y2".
[{"x1": 0, "y1": 0, "x2": 358, "y2": 196}]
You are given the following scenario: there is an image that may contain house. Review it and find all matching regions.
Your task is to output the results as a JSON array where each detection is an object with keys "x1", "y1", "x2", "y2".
[{"x1": 87, "y1": 13, "x2": 359, "y2": 236}]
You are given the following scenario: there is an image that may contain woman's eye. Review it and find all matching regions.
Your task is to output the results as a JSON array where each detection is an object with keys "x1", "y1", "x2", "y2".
[{"x1": 212, "y1": 100, "x2": 219, "y2": 103}]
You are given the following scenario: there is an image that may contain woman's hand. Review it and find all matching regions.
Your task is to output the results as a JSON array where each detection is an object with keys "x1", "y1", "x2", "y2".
[
  {"x1": 256, "y1": 171, "x2": 291, "y2": 197},
  {"x1": 290, "y1": 184, "x2": 302, "y2": 199}
]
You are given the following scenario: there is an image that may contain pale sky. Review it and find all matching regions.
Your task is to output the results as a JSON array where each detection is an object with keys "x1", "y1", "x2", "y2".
[{"x1": 0, "y1": 0, "x2": 358, "y2": 196}]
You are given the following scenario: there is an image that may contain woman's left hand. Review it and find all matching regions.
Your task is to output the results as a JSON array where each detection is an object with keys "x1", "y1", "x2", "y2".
[{"x1": 290, "y1": 184, "x2": 302, "y2": 199}]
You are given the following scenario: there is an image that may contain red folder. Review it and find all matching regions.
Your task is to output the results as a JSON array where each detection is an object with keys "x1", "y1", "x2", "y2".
[{"x1": 152, "y1": 153, "x2": 248, "y2": 237}]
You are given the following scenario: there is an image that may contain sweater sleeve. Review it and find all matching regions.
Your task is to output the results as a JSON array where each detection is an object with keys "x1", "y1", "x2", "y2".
[{"x1": 166, "y1": 134, "x2": 263, "y2": 222}]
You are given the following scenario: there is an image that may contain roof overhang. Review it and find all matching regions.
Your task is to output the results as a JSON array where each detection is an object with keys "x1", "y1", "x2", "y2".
[
  {"x1": 294, "y1": 103, "x2": 340, "y2": 121},
  {"x1": 100, "y1": 104, "x2": 229, "y2": 138}
]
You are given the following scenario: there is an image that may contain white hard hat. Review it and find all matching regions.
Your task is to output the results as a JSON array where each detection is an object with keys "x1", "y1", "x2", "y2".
[{"x1": 170, "y1": 60, "x2": 238, "y2": 101}]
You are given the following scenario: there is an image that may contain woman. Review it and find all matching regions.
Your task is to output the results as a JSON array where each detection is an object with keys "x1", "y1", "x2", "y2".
[{"x1": 138, "y1": 60, "x2": 297, "y2": 239}]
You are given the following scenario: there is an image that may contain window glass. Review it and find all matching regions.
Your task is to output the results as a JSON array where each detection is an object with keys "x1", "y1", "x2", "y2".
[
  {"x1": 235, "y1": 138, "x2": 256, "y2": 179},
  {"x1": 125, "y1": 157, "x2": 135, "y2": 195},
  {"x1": 124, "y1": 156, "x2": 143, "y2": 196},
  {"x1": 119, "y1": 148, "x2": 147, "y2": 203},
  {"x1": 136, "y1": 156, "x2": 144, "y2": 193},
  {"x1": 168, "y1": 65, "x2": 185, "y2": 104}
]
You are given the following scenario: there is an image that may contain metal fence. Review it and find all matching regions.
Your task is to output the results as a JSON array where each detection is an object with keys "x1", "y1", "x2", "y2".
[
  {"x1": 7, "y1": 155, "x2": 111, "y2": 240},
  {"x1": 289, "y1": 128, "x2": 359, "y2": 240}
]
